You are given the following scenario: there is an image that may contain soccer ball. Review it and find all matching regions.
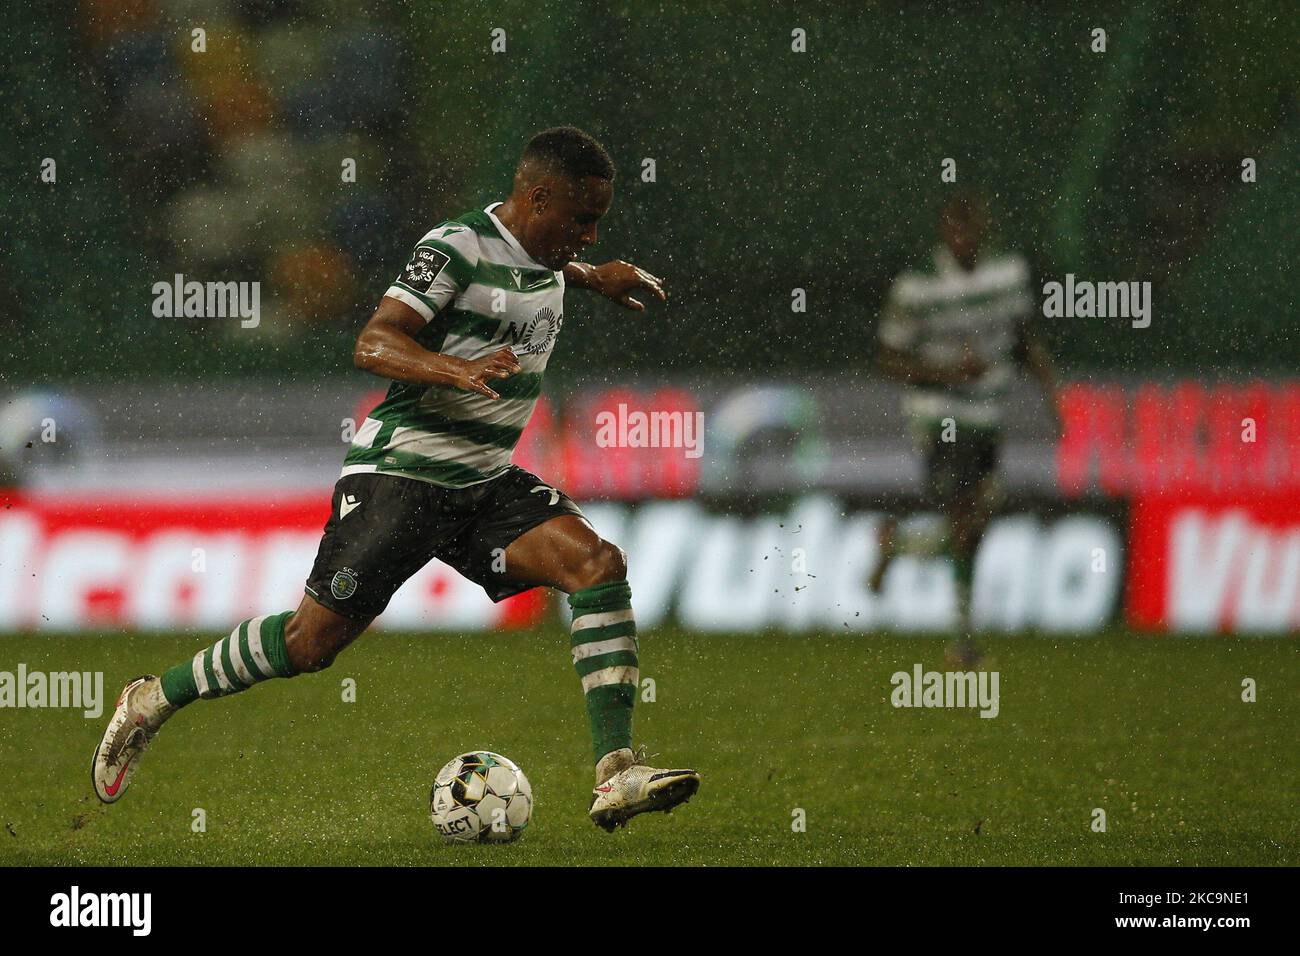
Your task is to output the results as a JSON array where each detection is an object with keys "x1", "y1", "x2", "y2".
[{"x1": 429, "y1": 751, "x2": 533, "y2": 844}]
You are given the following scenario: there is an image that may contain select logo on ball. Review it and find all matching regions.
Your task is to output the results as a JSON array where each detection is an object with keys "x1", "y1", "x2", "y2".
[{"x1": 429, "y1": 751, "x2": 533, "y2": 844}]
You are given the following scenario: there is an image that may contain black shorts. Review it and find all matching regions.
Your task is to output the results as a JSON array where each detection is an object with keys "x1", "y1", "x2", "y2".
[
  {"x1": 304, "y1": 465, "x2": 586, "y2": 620},
  {"x1": 917, "y1": 422, "x2": 1001, "y2": 504}
]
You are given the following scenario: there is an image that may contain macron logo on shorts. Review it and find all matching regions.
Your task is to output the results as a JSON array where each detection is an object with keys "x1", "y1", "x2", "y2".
[{"x1": 340, "y1": 494, "x2": 361, "y2": 518}]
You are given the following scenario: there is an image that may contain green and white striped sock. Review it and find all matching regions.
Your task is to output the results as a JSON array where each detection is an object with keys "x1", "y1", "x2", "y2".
[
  {"x1": 568, "y1": 581, "x2": 638, "y2": 764},
  {"x1": 160, "y1": 611, "x2": 298, "y2": 708}
]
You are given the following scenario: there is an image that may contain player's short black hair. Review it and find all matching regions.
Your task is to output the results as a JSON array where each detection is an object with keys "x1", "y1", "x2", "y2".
[{"x1": 521, "y1": 127, "x2": 615, "y2": 183}]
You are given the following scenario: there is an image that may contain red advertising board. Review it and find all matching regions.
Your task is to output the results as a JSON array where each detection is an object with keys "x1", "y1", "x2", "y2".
[
  {"x1": 1128, "y1": 491, "x2": 1300, "y2": 634},
  {"x1": 0, "y1": 490, "x2": 545, "y2": 632},
  {"x1": 1058, "y1": 381, "x2": 1300, "y2": 497}
]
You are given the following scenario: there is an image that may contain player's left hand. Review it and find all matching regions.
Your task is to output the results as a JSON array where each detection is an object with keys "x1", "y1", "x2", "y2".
[{"x1": 587, "y1": 261, "x2": 667, "y2": 311}]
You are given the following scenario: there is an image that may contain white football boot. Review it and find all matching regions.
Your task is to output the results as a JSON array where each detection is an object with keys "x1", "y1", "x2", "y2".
[
  {"x1": 92, "y1": 675, "x2": 166, "y2": 803},
  {"x1": 589, "y1": 748, "x2": 701, "y2": 832}
]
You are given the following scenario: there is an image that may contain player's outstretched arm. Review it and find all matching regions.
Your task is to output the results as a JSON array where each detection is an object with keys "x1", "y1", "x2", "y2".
[
  {"x1": 563, "y1": 260, "x2": 667, "y2": 311},
  {"x1": 353, "y1": 295, "x2": 522, "y2": 400}
]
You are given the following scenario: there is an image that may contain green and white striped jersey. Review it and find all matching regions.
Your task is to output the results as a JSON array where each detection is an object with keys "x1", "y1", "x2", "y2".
[
  {"x1": 877, "y1": 246, "x2": 1033, "y2": 429},
  {"x1": 342, "y1": 202, "x2": 565, "y2": 488}
]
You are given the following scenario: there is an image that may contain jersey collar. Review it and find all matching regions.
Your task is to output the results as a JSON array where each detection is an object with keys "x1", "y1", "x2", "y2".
[{"x1": 484, "y1": 202, "x2": 549, "y2": 270}]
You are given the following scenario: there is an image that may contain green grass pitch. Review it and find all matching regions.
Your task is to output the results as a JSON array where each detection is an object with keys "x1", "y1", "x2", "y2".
[{"x1": 1, "y1": 627, "x2": 1295, "y2": 866}]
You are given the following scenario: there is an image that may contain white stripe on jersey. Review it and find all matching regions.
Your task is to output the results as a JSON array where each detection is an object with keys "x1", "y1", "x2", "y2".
[{"x1": 349, "y1": 417, "x2": 383, "y2": 449}]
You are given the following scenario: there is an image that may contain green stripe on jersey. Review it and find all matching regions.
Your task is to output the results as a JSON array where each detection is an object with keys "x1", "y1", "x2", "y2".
[
  {"x1": 474, "y1": 261, "x2": 560, "y2": 293},
  {"x1": 399, "y1": 408, "x2": 523, "y2": 450}
]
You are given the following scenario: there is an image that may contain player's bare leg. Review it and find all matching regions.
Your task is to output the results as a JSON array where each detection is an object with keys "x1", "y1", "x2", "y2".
[
  {"x1": 502, "y1": 514, "x2": 700, "y2": 830},
  {"x1": 941, "y1": 476, "x2": 997, "y2": 668},
  {"x1": 282, "y1": 594, "x2": 372, "y2": 672},
  {"x1": 93, "y1": 594, "x2": 369, "y2": 803},
  {"x1": 867, "y1": 516, "x2": 899, "y2": 592}
]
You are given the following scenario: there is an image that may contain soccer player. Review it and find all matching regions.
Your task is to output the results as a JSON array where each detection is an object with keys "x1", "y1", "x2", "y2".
[
  {"x1": 871, "y1": 193, "x2": 1060, "y2": 664},
  {"x1": 93, "y1": 127, "x2": 701, "y2": 831}
]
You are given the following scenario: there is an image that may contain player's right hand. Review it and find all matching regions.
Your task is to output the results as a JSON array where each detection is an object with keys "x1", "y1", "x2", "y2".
[{"x1": 455, "y1": 347, "x2": 522, "y2": 400}]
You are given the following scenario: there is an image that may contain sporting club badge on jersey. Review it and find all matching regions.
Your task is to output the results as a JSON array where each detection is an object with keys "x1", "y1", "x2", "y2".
[
  {"x1": 331, "y1": 567, "x2": 360, "y2": 601},
  {"x1": 400, "y1": 246, "x2": 451, "y2": 293}
]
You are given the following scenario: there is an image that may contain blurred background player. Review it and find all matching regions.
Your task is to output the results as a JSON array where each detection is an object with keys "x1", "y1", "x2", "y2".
[{"x1": 872, "y1": 193, "x2": 1060, "y2": 665}]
